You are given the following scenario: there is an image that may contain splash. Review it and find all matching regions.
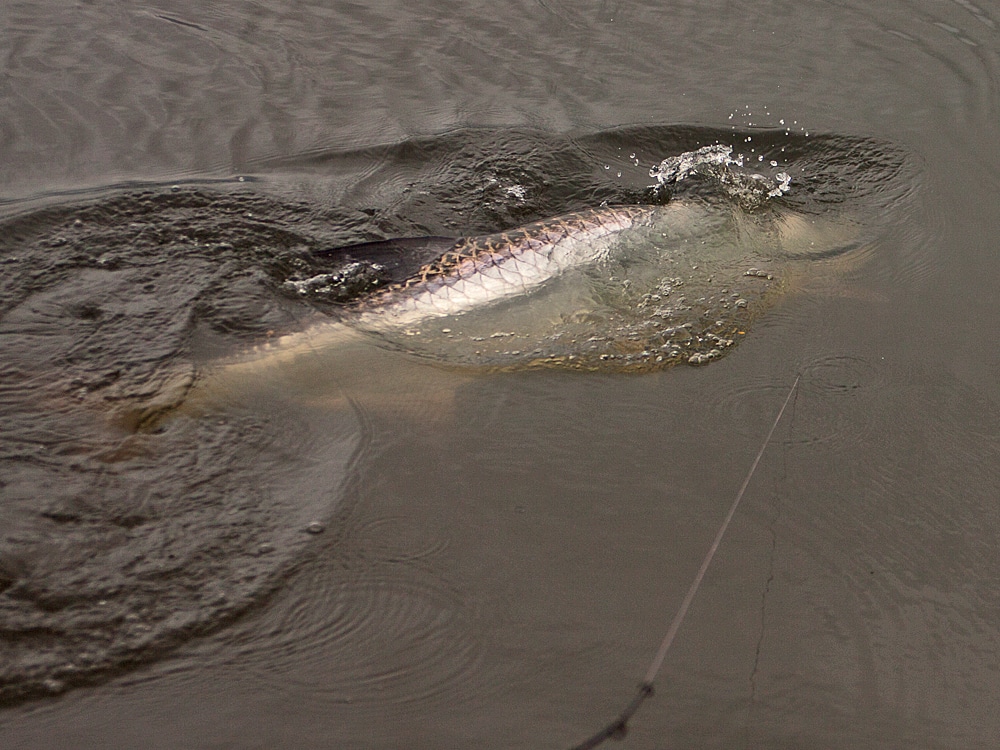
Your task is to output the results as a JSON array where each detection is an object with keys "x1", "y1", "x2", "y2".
[{"x1": 649, "y1": 144, "x2": 792, "y2": 208}]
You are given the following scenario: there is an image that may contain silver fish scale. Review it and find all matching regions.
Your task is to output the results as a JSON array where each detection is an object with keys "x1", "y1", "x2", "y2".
[{"x1": 354, "y1": 205, "x2": 658, "y2": 331}]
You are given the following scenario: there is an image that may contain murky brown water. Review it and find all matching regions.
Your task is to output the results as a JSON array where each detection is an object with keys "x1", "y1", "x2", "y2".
[{"x1": 3, "y1": 1, "x2": 1000, "y2": 748}]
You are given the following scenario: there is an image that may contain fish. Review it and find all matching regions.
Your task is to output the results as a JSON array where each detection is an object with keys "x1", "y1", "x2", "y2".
[
  {"x1": 172, "y1": 198, "x2": 861, "y2": 421},
  {"x1": 289, "y1": 198, "x2": 857, "y2": 364}
]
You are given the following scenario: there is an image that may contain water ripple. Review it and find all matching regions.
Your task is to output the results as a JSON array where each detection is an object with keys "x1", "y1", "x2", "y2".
[{"x1": 221, "y1": 560, "x2": 488, "y2": 715}]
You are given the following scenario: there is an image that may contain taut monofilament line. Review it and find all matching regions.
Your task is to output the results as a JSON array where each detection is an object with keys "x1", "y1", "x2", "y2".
[{"x1": 569, "y1": 373, "x2": 801, "y2": 750}]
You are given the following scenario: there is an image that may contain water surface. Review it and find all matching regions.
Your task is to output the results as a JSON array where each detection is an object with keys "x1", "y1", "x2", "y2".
[{"x1": 2, "y1": 1, "x2": 1000, "y2": 748}]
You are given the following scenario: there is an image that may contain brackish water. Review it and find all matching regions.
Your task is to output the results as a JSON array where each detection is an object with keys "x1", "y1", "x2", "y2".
[{"x1": 3, "y1": 1, "x2": 1000, "y2": 748}]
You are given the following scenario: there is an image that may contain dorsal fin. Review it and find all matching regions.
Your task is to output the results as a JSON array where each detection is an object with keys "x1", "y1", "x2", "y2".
[
  {"x1": 312, "y1": 236, "x2": 462, "y2": 287},
  {"x1": 314, "y1": 236, "x2": 459, "y2": 263}
]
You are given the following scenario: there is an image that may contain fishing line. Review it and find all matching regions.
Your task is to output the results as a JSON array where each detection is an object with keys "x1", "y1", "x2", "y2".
[{"x1": 569, "y1": 373, "x2": 801, "y2": 750}]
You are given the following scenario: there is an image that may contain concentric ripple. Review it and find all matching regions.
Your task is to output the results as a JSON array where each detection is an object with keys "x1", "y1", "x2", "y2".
[{"x1": 219, "y1": 558, "x2": 489, "y2": 715}]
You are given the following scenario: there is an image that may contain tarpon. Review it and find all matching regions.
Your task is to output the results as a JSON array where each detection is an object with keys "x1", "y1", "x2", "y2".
[{"x1": 179, "y1": 197, "x2": 859, "y2": 419}]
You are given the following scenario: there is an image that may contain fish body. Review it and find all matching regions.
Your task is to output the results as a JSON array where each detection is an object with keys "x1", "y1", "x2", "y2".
[
  {"x1": 352, "y1": 205, "x2": 661, "y2": 333},
  {"x1": 210, "y1": 197, "x2": 859, "y2": 382}
]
